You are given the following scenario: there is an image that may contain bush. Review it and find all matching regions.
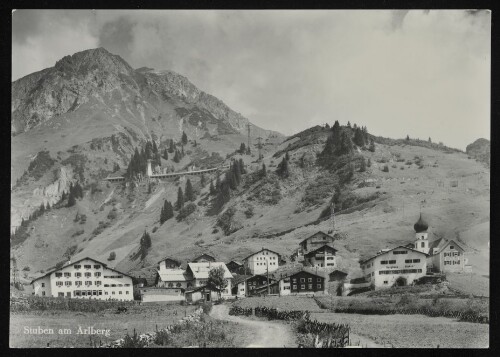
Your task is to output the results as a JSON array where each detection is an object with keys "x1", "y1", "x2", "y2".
[
  {"x1": 176, "y1": 203, "x2": 197, "y2": 222},
  {"x1": 382, "y1": 165, "x2": 389, "y2": 172},
  {"x1": 217, "y1": 207, "x2": 238, "y2": 236},
  {"x1": 244, "y1": 205, "x2": 254, "y2": 218},
  {"x1": 201, "y1": 301, "x2": 213, "y2": 314},
  {"x1": 71, "y1": 229, "x2": 84, "y2": 238},
  {"x1": 108, "y1": 252, "x2": 116, "y2": 261}
]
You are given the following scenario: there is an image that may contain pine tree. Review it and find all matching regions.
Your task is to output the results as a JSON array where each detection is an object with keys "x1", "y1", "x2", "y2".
[
  {"x1": 233, "y1": 161, "x2": 241, "y2": 186},
  {"x1": 185, "y1": 179, "x2": 194, "y2": 202},
  {"x1": 359, "y1": 158, "x2": 366, "y2": 172},
  {"x1": 173, "y1": 150, "x2": 180, "y2": 163},
  {"x1": 182, "y1": 131, "x2": 188, "y2": 145},
  {"x1": 406, "y1": 135, "x2": 410, "y2": 141},
  {"x1": 209, "y1": 180, "x2": 216, "y2": 195},
  {"x1": 367, "y1": 158, "x2": 372, "y2": 167},
  {"x1": 216, "y1": 175, "x2": 221, "y2": 191},
  {"x1": 148, "y1": 183, "x2": 152, "y2": 194},
  {"x1": 285, "y1": 151, "x2": 290, "y2": 161},
  {"x1": 166, "y1": 201, "x2": 174, "y2": 220},
  {"x1": 39, "y1": 203, "x2": 45, "y2": 214},
  {"x1": 325, "y1": 123, "x2": 330, "y2": 129},
  {"x1": 239, "y1": 143, "x2": 246, "y2": 154},
  {"x1": 46, "y1": 202, "x2": 51, "y2": 210},
  {"x1": 176, "y1": 187, "x2": 184, "y2": 210},
  {"x1": 168, "y1": 140, "x2": 175, "y2": 153},
  {"x1": 160, "y1": 206, "x2": 166, "y2": 224},
  {"x1": 226, "y1": 170, "x2": 237, "y2": 190},
  {"x1": 261, "y1": 163, "x2": 267, "y2": 177},
  {"x1": 337, "y1": 130, "x2": 354, "y2": 156},
  {"x1": 353, "y1": 127, "x2": 365, "y2": 147},
  {"x1": 239, "y1": 158, "x2": 246, "y2": 174},
  {"x1": 246, "y1": 146, "x2": 251, "y2": 155},
  {"x1": 163, "y1": 148, "x2": 168, "y2": 160},
  {"x1": 67, "y1": 191, "x2": 76, "y2": 207},
  {"x1": 347, "y1": 121, "x2": 351, "y2": 128},
  {"x1": 276, "y1": 157, "x2": 289, "y2": 178},
  {"x1": 152, "y1": 140, "x2": 158, "y2": 154},
  {"x1": 181, "y1": 145, "x2": 185, "y2": 157},
  {"x1": 369, "y1": 139, "x2": 376, "y2": 152},
  {"x1": 428, "y1": 137, "x2": 432, "y2": 143},
  {"x1": 145, "y1": 141, "x2": 153, "y2": 160},
  {"x1": 140, "y1": 230, "x2": 152, "y2": 259},
  {"x1": 200, "y1": 174, "x2": 206, "y2": 187}
]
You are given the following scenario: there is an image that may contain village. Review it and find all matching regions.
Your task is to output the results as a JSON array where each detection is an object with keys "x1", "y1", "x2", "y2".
[{"x1": 29, "y1": 213, "x2": 471, "y2": 303}]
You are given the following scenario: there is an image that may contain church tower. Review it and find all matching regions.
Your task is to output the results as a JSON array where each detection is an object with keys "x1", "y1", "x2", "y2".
[{"x1": 413, "y1": 213, "x2": 429, "y2": 254}]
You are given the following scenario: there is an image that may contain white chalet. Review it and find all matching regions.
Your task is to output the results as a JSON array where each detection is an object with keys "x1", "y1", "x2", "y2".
[
  {"x1": 31, "y1": 257, "x2": 134, "y2": 300},
  {"x1": 185, "y1": 262, "x2": 233, "y2": 297},
  {"x1": 242, "y1": 248, "x2": 281, "y2": 275}
]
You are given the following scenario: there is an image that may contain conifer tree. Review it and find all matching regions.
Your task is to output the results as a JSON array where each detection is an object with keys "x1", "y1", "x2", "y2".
[
  {"x1": 428, "y1": 137, "x2": 432, "y2": 143},
  {"x1": 246, "y1": 146, "x2": 251, "y2": 155},
  {"x1": 182, "y1": 131, "x2": 188, "y2": 145},
  {"x1": 359, "y1": 158, "x2": 367, "y2": 172},
  {"x1": 185, "y1": 179, "x2": 194, "y2": 201},
  {"x1": 347, "y1": 121, "x2": 351, "y2": 128},
  {"x1": 406, "y1": 135, "x2": 410, "y2": 141},
  {"x1": 261, "y1": 162, "x2": 267, "y2": 177},
  {"x1": 152, "y1": 140, "x2": 158, "y2": 154},
  {"x1": 200, "y1": 174, "x2": 206, "y2": 187},
  {"x1": 166, "y1": 201, "x2": 174, "y2": 220},
  {"x1": 39, "y1": 203, "x2": 45, "y2": 214},
  {"x1": 239, "y1": 158, "x2": 246, "y2": 174},
  {"x1": 67, "y1": 191, "x2": 76, "y2": 207},
  {"x1": 209, "y1": 180, "x2": 216, "y2": 195},
  {"x1": 233, "y1": 161, "x2": 241, "y2": 186},
  {"x1": 181, "y1": 145, "x2": 185, "y2": 157},
  {"x1": 353, "y1": 127, "x2": 365, "y2": 147},
  {"x1": 226, "y1": 170, "x2": 237, "y2": 190},
  {"x1": 173, "y1": 150, "x2": 180, "y2": 163},
  {"x1": 163, "y1": 148, "x2": 169, "y2": 160},
  {"x1": 215, "y1": 175, "x2": 221, "y2": 191},
  {"x1": 367, "y1": 158, "x2": 372, "y2": 167},
  {"x1": 239, "y1": 143, "x2": 246, "y2": 154},
  {"x1": 276, "y1": 157, "x2": 290, "y2": 178},
  {"x1": 168, "y1": 140, "x2": 175, "y2": 153},
  {"x1": 285, "y1": 151, "x2": 290, "y2": 161},
  {"x1": 176, "y1": 187, "x2": 184, "y2": 210},
  {"x1": 140, "y1": 230, "x2": 152, "y2": 259},
  {"x1": 160, "y1": 206, "x2": 166, "y2": 224}
]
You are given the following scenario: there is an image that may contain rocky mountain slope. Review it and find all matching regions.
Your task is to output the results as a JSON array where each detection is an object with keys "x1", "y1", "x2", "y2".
[
  {"x1": 466, "y1": 138, "x2": 490, "y2": 167},
  {"x1": 11, "y1": 47, "x2": 282, "y2": 231}
]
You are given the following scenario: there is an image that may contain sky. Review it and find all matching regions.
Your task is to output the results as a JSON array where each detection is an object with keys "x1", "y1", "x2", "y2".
[{"x1": 12, "y1": 10, "x2": 491, "y2": 150}]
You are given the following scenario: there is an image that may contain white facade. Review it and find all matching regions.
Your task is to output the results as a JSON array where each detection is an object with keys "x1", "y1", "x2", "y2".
[
  {"x1": 243, "y1": 249, "x2": 280, "y2": 275},
  {"x1": 361, "y1": 247, "x2": 427, "y2": 289},
  {"x1": 186, "y1": 262, "x2": 233, "y2": 297},
  {"x1": 31, "y1": 258, "x2": 134, "y2": 300},
  {"x1": 414, "y1": 231, "x2": 430, "y2": 254}
]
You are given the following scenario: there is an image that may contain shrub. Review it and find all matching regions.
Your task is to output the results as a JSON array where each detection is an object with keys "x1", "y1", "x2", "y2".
[
  {"x1": 382, "y1": 165, "x2": 389, "y2": 172},
  {"x1": 71, "y1": 229, "x2": 84, "y2": 238},
  {"x1": 108, "y1": 252, "x2": 116, "y2": 261},
  {"x1": 217, "y1": 207, "x2": 238, "y2": 236},
  {"x1": 177, "y1": 203, "x2": 197, "y2": 222},
  {"x1": 244, "y1": 205, "x2": 254, "y2": 218}
]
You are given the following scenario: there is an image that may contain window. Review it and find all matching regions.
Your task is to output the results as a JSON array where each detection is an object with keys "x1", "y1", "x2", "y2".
[
  {"x1": 384, "y1": 281, "x2": 388, "y2": 284},
  {"x1": 413, "y1": 259, "x2": 421, "y2": 263},
  {"x1": 126, "y1": 291, "x2": 129, "y2": 294},
  {"x1": 74, "y1": 265, "x2": 81, "y2": 269},
  {"x1": 65, "y1": 281, "x2": 72, "y2": 286},
  {"x1": 317, "y1": 278, "x2": 321, "y2": 282},
  {"x1": 42, "y1": 291, "x2": 46, "y2": 296},
  {"x1": 168, "y1": 283, "x2": 173, "y2": 287},
  {"x1": 95, "y1": 272, "x2": 101, "y2": 277},
  {"x1": 75, "y1": 291, "x2": 81, "y2": 296},
  {"x1": 112, "y1": 291, "x2": 115, "y2": 295},
  {"x1": 301, "y1": 284, "x2": 305, "y2": 289},
  {"x1": 393, "y1": 251, "x2": 408, "y2": 255},
  {"x1": 380, "y1": 260, "x2": 388, "y2": 265},
  {"x1": 56, "y1": 282, "x2": 63, "y2": 286},
  {"x1": 76, "y1": 281, "x2": 82, "y2": 286},
  {"x1": 58, "y1": 292, "x2": 64, "y2": 297},
  {"x1": 84, "y1": 265, "x2": 91, "y2": 269},
  {"x1": 98, "y1": 291, "x2": 103, "y2": 296},
  {"x1": 176, "y1": 283, "x2": 181, "y2": 288},
  {"x1": 327, "y1": 257, "x2": 334, "y2": 260},
  {"x1": 317, "y1": 284, "x2": 321, "y2": 289},
  {"x1": 421, "y1": 242, "x2": 425, "y2": 248},
  {"x1": 119, "y1": 291, "x2": 122, "y2": 295},
  {"x1": 55, "y1": 273, "x2": 63, "y2": 277},
  {"x1": 92, "y1": 291, "x2": 97, "y2": 296},
  {"x1": 41, "y1": 283, "x2": 45, "y2": 287},
  {"x1": 125, "y1": 284, "x2": 131, "y2": 287},
  {"x1": 388, "y1": 260, "x2": 396, "y2": 264},
  {"x1": 405, "y1": 259, "x2": 412, "y2": 263},
  {"x1": 292, "y1": 278, "x2": 297, "y2": 283},
  {"x1": 95, "y1": 281, "x2": 101, "y2": 286},
  {"x1": 104, "y1": 284, "x2": 109, "y2": 287},
  {"x1": 300, "y1": 278, "x2": 305, "y2": 283},
  {"x1": 308, "y1": 278, "x2": 312, "y2": 282},
  {"x1": 75, "y1": 273, "x2": 81, "y2": 278},
  {"x1": 450, "y1": 246, "x2": 454, "y2": 250},
  {"x1": 85, "y1": 273, "x2": 91, "y2": 278},
  {"x1": 308, "y1": 284, "x2": 313, "y2": 289},
  {"x1": 64, "y1": 272, "x2": 71, "y2": 277},
  {"x1": 94, "y1": 265, "x2": 101, "y2": 269},
  {"x1": 85, "y1": 281, "x2": 92, "y2": 286}
]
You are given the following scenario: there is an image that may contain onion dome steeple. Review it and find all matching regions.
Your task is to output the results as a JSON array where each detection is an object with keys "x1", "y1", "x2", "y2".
[{"x1": 414, "y1": 213, "x2": 429, "y2": 233}]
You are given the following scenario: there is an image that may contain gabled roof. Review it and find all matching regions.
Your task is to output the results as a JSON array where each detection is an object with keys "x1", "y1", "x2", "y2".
[
  {"x1": 227, "y1": 260, "x2": 243, "y2": 266},
  {"x1": 157, "y1": 257, "x2": 181, "y2": 266},
  {"x1": 288, "y1": 270, "x2": 326, "y2": 280},
  {"x1": 31, "y1": 256, "x2": 133, "y2": 284},
  {"x1": 233, "y1": 274, "x2": 253, "y2": 285},
  {"x1": 299, "y1": 231, "x2": 335, "y2": 245},
  {"x1": 242, "y1": 248, "x2": 281, "y2": 261},
  {"x1": 186, "y1": 262, "x2": 233, "y2": 280},
  {"x1": 303, "y1": 244, "x2": 337, "y2": 258},
  {"x1": 429, "y1": 239, "x2": 466, "y2": 255},
  {"x1": 329, "y1": 270, "x2": 348, "y2": 277},
  {"x1": 158, "y1": 269, "x2": 190, "y2": 282},
  {"x1": 360, "y1": 246, "x2": 428, "y2": 265},
  {"x1": 191, "y1": 253, "x2": 216, "y2": 262}
]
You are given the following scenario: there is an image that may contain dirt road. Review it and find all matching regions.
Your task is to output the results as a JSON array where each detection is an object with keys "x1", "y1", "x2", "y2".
[{"x1": 210, "y1": 305, "x2": 296, "y2": 347}]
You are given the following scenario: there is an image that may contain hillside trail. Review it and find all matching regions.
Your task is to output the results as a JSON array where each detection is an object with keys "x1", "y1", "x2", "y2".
[{"x1": 210, "y1": 304, "x2": 296, "y2": 347}]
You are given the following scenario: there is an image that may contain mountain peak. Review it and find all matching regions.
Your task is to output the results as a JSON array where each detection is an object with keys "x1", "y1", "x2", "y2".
[{"x1": 54, "y1": 47, "x2": 133, "y2": 76}]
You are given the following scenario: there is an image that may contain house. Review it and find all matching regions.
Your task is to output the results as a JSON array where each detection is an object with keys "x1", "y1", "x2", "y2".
[
  {"x1": 299, "y1": 231, "x2": 336, "y2": 256},
  {"x1": 288, "y1": 271, "x2": 326, "y2": 294},
  {"x1": 360, "y1": 246, "x2": 428, "y2": 289},
  {"x1": 158, "y1": 257, "x2": 182, "y2": 270},
  {"x1": 427, "y1": 238, "x2": 467, "y2": 273},
  {"x1": 303, "y1": 244, "x2": 337, "y2": 269},
  {"x1": 409, "y1": 214, "x2": 469, "y2": 273},
  {"x1": 30, "y1": 257, "x2": 134, "y2": 300},
  {"x1": 242, "y1": 248, "x2": 281, "y2": 275},
  {"x1": 139, "y1": 287, "x2": 184, "y2": 303},
  {"x1": 185, "y1": 262, "x2": 233, "y2": 297},
  {"x1": 245, "y1": 274, "x2": 278, "y2": 296},
  {"x1": 191, "y1": 254, "x2": 216, "y2": 263},
  {"x1": 157, "y1": 269, "x2": 192, "y2": 289},
  {"x1": 226, "y1": 260, "x2": 244, "y2": 274},
  {"x1": 185, "y1": 285, "x2": 220, "y2": 303},
  {"x1": 231, "y1": 275, "x2": 252, "y2": 297}
]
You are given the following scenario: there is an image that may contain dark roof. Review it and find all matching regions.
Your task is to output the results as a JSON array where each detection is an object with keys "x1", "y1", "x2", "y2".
[
  {"x1": 414, "y1": 213, "x2": 429, "y2": 233},
  {"x1": 191, "y1": 253, "x2": 216, "y2": 262},
  {"x1": 31, "y1": 256, "x2": 132, "y2": 284},
  {"x1": 329, "y1": 270, "x2": 348, "y2": 277},
  {"x1": 242, "y1": 248, "x2": 281, "y2": 261},
  {"x1": 299, "y1": 231, "x2": 335, "y2": 245},
  {"x1": 360, "y1": 246, "x2": 428, "y2": 265},
  {"x1": 288, "y1": 270, "x2": 326, "y2": 280},
  {"x1": 185, "y1": 285, "x2": 217, "y2": 294},
  {"x1": 156, "y1": 257, "x2": 181, "y2": 265},
  {"x1": 227, "y1": 260, "x2": 243, "y2": 266},
  {"x1": 232, "y1": 274, "x2": 253, "y2": 285},
  {"x1": 303, "y1": 244, "x2": 337, "y2": 258}
]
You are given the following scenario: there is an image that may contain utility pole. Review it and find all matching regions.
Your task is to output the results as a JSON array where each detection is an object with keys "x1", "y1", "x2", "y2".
[
  {"x1": 266, "y1": 259, "x2": 270, "y2": 295},
  {"x1": 257, "y1": 137, "x2": 263, "y2": 161},
  {"x1": 246, "y1": 123, "x2": 251, "y2": 152},
  {"x1": 324, "y1": 247, "x2": 328, "y2": 295}
]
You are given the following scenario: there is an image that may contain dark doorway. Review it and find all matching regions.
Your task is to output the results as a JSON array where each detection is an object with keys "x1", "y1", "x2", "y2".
[
  {"x1": 394, "y1": 277, "x2": 407, "y2": 287},
  {"x1": 205, "y1": 292, "x2": 210, "y2": 302}
]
